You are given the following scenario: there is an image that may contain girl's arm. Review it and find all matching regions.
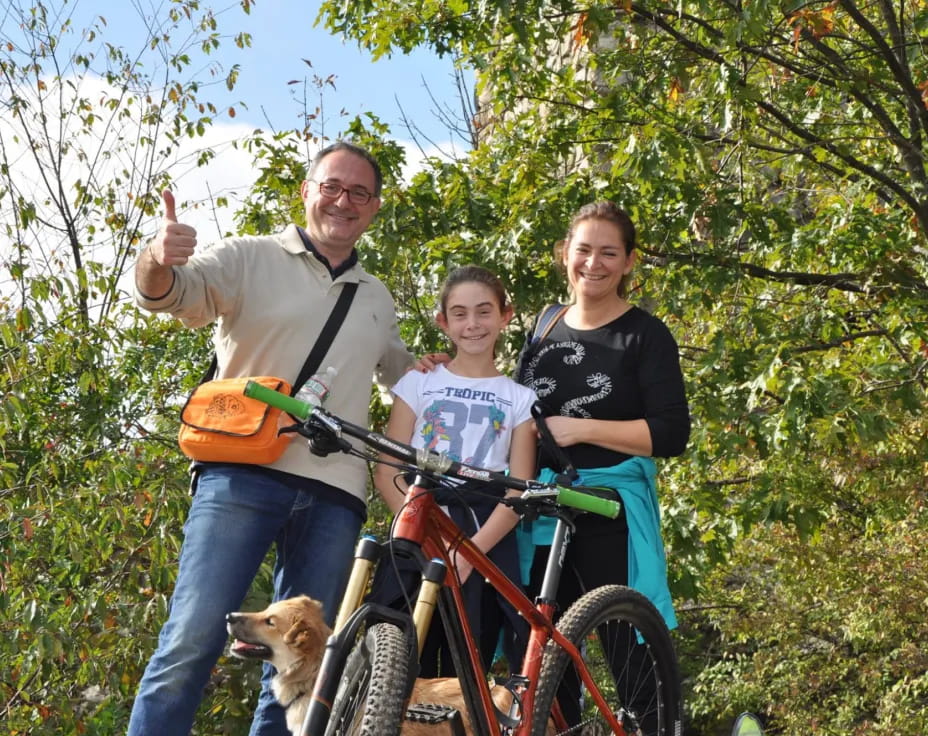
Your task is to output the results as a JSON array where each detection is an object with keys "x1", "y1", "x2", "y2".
[
  {"x1": 373, "y1": 396, "x2": 417, "y2": 515},
  {"x1": 454, "y1": 418, "x2": 537, "y2": 582}
]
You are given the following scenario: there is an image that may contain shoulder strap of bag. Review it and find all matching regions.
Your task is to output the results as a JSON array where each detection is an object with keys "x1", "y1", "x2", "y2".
[
  {"x1": 532, "y1": 303, "x2": 568, "y2": 344},
  {"x1": 290, "y1": 281, "x2": 358, "y2": 395},
  {"x1": 196, "y1": 281, "x2": 359, "y2": 397},
  {"x1": 515, "y1": 303, "x2": 568, "y2": 384}
]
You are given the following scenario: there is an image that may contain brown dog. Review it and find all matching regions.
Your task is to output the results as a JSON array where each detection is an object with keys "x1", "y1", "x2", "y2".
[{"x1": 226, "y1": 595, "x2": 537, "y2": 735}]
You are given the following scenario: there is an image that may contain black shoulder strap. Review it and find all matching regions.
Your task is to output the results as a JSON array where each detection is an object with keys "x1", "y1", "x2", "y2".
[
  {"x1": 199, "y1": 354, "x2": 219, "y2": 385},
  {"x1": 291, "y1": 281, "x2": 358, "y2": 395},
  {"x1": 531, "y1": 303, "x2": 568, "y2": 344},
  {"x1": 516, "y1": 303, "x2": 568, "y2": 385},
  {"x1": 198, "y1": 281, "x2": 358, "y2": 397}
]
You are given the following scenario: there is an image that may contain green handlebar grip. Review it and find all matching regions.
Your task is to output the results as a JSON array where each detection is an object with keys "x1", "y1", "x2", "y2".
[
  {"x1": 556, "y1": 487, "x2": 621, "y2": 519},
  {"x1": 244, "y1": 380, "x2": 311, "y2": 420}
]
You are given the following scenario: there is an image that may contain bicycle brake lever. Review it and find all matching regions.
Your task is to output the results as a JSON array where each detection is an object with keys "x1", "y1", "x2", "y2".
[
  {"x1": 505, "y1": 485, "x2": 559, "y2": 521},
  {"x1": 277, "y1": 417, "x2": 350, "y2": 457}
]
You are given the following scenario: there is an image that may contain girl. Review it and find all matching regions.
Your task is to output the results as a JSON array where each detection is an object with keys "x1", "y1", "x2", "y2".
[{"x1": 372, "y1": 265, "x2": 537, "y2": 676}]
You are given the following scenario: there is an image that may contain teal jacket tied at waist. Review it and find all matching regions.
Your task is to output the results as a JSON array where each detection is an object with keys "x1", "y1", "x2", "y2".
[{"x1": 517, "y1": 456, "x2": 677, "y2": 630}]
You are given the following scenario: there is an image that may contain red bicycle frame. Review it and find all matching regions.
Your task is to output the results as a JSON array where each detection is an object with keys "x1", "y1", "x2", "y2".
[{"x1": 393, "y1": 479, "x2": 627, "y2": 735}]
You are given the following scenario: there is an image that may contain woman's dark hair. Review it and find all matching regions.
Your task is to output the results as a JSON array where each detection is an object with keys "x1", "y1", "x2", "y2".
[
  {"x1": 308, "y1": 140, "x2": 383, "y2": 196},
  {"x1": 438, "y1": 265, "x2": 510, "y2": 315},
  {"x1": 555, "y1": 201, "x2": 637, "y2": 297}
]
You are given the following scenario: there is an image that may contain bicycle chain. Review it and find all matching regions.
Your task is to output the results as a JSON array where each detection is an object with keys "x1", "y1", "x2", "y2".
[
  {"x1": 552, "y1": 717, "x2": 597, "y2": 736},
  {"x1": 550, "y1": 710, "x2": 642, "y2": 736}
]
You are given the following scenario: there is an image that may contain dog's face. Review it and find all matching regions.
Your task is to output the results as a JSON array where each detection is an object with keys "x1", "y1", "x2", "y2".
[{"x1": 226, "y1": 595, "x2": 330, "y2": 673}]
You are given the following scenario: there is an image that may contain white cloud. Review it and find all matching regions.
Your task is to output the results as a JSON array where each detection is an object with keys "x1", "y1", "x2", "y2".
[{"x1": 0, "y1": 66, "x2": 458, "y2": 309}]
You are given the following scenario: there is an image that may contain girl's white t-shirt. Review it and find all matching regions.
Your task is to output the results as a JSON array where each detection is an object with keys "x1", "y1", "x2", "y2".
[{"x1": 391, "y1": 364, "x2": 537, "y2": 472}]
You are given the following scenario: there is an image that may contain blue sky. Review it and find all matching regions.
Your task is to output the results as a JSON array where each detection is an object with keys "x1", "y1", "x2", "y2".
[
  {"x1": 225, "y1": 2, "x2": 471, "y2": 147},
  {"x1": 2, "y1": 1, "x2": 471, "y2": 241},
  {"x1": 78, "y1": 0, "x2": 471, "y2": 150}
]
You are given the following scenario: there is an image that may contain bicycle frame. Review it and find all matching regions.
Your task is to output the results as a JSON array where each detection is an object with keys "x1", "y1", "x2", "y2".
[
  {"x1": 387, "y1": 474, "x2": 629, "y2": 736},
  {"x1": 322, "y1": 478, "x2": 626, "y2": 736}
]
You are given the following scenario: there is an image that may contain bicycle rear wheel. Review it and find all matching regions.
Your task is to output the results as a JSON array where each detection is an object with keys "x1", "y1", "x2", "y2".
[
  {"x1": 323, "y1": 622, "x2": 410, "y2": 736},
  {"x1": 531, "y1": 585, "x2": 682, "y2": 736}
]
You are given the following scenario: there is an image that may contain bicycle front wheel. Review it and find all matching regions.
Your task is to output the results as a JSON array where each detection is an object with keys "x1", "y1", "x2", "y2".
[
  {"x1": 531, "y1": 585, "x2": 682, "y2": 736},
  {"x1": 323, "y1": 622, "x2": 410, "y2": 736}
]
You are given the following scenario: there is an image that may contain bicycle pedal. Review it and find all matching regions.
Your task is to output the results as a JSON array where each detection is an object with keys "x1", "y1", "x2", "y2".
[{"x1": 405, "y1": 702, "x2": 462, "y2": 725}]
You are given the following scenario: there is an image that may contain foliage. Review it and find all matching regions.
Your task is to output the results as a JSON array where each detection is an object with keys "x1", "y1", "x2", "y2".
[
  {"x1": 0, "y1": 1, "x2": 263, "y2": 733},
  {"x1": 686, "y1": 485, "x2": 928, "y2": 734}
]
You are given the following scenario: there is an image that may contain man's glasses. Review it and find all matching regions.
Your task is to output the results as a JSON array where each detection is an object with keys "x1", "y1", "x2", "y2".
[{"x1": 310, "y1": 179, "x2": 375, "y2": 206}]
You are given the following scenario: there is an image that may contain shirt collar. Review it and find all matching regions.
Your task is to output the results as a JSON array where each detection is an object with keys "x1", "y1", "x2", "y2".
[{"x1": 296, "y1": 226, "x2": 358, "y2": 278}]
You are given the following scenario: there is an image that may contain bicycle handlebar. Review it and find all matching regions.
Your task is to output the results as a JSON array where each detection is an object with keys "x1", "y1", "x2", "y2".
[{"x1": 244, "y1": 380, "x2": 620, "y2": 520}]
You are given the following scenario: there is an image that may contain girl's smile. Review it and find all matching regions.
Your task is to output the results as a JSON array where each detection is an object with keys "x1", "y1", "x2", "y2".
[{"x1": 436, "y1": 281, "x2": 512, "y2": 374}]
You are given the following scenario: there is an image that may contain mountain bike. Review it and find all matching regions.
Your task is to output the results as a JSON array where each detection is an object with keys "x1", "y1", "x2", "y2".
[{"x1": 245, "y1": 380, "x2": 682, "y2": 736}]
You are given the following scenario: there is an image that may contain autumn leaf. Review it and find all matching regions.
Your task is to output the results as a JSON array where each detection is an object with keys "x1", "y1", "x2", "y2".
[
  {"x1": 790, "y1": 4, "x2": 836, "y2": 49},
  {"x1": 669, "y1": 77, "x2": 685, "y2": 104},
  {"x1": 918, "y1": 80, "x2": 928, "y2": 110},
  {"x1": 572, "y1": 12, "x2": 588, "y2": 47},
  {"x1": 811, "y1": 5, "x2": 837, "y2": 37}
]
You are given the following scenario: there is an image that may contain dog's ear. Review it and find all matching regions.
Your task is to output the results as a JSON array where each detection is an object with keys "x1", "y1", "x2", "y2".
[
  {"x1": 284, "y1": 620, "x2": 328, "y2": 657},
  {"x1": 282, "y1": 599, "x2": 328, "y2": 655}
]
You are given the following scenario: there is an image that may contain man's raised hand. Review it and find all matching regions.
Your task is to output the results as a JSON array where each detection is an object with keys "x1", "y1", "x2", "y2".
[{"x1": 150, "y1": 189, "x2": 197, "y2": 267}]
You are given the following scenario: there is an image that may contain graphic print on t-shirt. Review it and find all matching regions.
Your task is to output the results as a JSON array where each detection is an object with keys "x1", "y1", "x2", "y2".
[
  {"x1": 524, "y1": 340, "x2": 613, "y2": 419},
  {"x1": 391, "y1": 364, "x2": 536, "y2": 474},
  {"x1": 420, "y1": 388, "x2": 510, "y2": 466}
]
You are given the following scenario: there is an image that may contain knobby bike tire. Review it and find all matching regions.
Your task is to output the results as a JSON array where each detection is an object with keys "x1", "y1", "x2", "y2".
[
  {"x1": 323, "y1": 622, "x2": 410, "y2": 736},
  {"x1": 531, "y1": 585, "x2": 682, "y2": 736}
]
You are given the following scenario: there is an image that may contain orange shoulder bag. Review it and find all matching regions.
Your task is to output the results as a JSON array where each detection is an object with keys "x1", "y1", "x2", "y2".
[{"x1": 177, "y1": 282, "x2": 357, "y2": 464}]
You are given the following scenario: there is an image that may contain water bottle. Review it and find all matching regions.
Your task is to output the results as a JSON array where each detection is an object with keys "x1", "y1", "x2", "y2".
[{"x1": 295, "y1": 366, "x2": 337, "y2": 409}]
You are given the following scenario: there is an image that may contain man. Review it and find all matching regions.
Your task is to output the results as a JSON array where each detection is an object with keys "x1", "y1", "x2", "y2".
[{"x1": 129, "y1": 141, "x2": 415, "y2": 735}]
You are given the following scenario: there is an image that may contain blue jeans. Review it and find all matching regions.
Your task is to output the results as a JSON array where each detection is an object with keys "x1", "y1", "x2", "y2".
[{"x1": 127, "y1": 465, "x2": 363, "y2": 736}]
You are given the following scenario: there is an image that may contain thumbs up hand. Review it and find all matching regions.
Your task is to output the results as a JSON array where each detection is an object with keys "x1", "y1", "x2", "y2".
[{"x1": 149, "y1": 189, "x2": 198, "y2": 266}]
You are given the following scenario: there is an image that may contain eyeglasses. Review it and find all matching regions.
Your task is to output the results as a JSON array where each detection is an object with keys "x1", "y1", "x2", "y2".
[{"x1": 310, "y1": 179, "x2": 376, "y2": 205}]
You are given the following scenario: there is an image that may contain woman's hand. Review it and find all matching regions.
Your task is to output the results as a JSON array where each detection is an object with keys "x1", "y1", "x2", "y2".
[
  {"x1": 541, "y1": 415, "x2": 654, "y2": 456},
  {"x1": 540, "y1": 415, "x2": 586, "y2": 447}
]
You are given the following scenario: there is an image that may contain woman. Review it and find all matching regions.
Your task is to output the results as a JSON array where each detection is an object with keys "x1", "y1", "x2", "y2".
[{"x1": 518, "y1": 201, "x2": 690, "y2": 732}]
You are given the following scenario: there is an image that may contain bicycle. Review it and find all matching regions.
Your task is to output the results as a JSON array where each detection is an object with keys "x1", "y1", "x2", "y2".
[{"x1": 244, "y1": 380, "x2": 683, "y2": 736}]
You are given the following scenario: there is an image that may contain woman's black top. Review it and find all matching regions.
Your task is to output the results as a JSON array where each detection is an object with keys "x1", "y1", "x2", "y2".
[{"x1": 520, "y1": 305, "x2": 690, "y2": 471}]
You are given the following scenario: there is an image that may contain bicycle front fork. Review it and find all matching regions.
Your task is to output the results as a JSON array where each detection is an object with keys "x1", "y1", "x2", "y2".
[
  {"x1": 334, "y1": 535, "x2": 447, "y2": 657},
  {"x1": 333, "y1": 535, "x2": 380, "y2": 633}
]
